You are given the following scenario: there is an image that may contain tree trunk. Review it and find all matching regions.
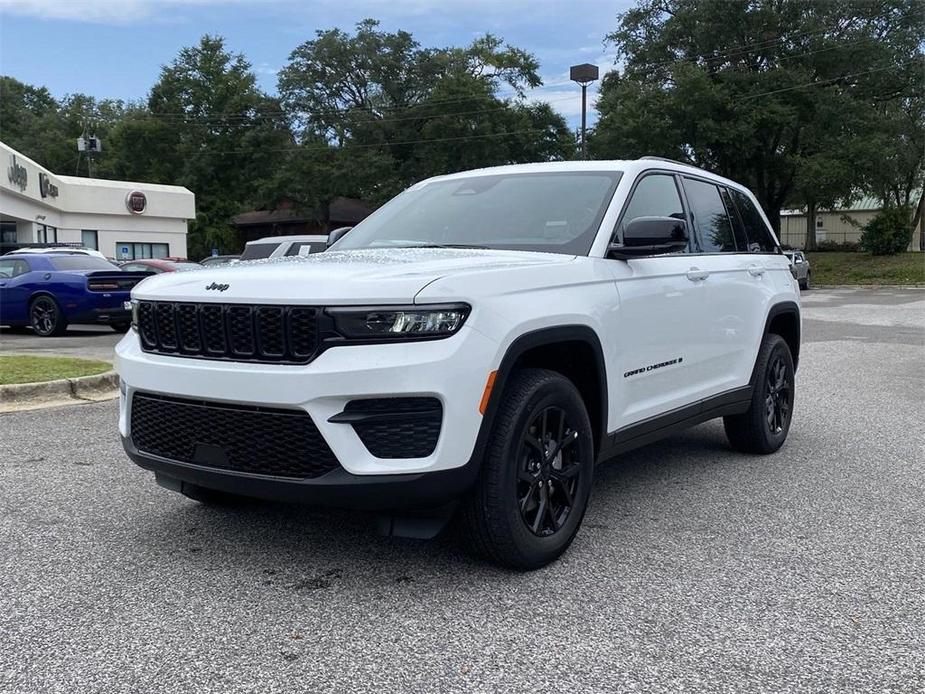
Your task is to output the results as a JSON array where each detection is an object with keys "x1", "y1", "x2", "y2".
[
  {"x1": 804, "y1": 202, "x2": 817, "y2": 251},
  {"x1": 913, "y1": 191, "x2": 925, "y2": 251}
]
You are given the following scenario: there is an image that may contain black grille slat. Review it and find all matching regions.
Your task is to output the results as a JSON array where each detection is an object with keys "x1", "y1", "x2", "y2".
[
  {"x1": 130, "y1": 392, "x2": 340, "y2": 479},
  {"x1": 200, "y1": 304, "x2": 226, "y2": 356},
  {"x1": 155, "y1": 303, "x2": 178, "y2": 350},
  {"x1": 256, "y1": 306, "x2": 286, "y2": 357},
  {"x1": 226, "y1": 306, "x2": 256, "y2": 356},
  {"x1": 137, "y1": 301, "x2": 319, "y2": 364},
  {"x1": 138, "y1": 302, "x2": 157, "y2": 349},
  {"x1": 288, "y1": 307, "x2": 318, "y2": 358},
  {"x1": 176, "y1": 303, "x2": 202, "y2": 353}
]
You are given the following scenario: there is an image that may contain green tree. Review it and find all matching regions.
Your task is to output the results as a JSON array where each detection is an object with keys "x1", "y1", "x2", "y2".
[
  {"x1": 591, "y1": 0, "x2": 924, "y2": 236},
  {"x1": 277, "y1": 19, "x2": 572, "y2": 205},
  {"x1": 105, "y1": 35, "x2": 293, "y2": 258},
  {"x1": 0, "y1": 76, "x2": 72, "y2": 172}
]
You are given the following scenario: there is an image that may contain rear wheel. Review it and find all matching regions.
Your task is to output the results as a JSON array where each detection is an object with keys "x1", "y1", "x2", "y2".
[
  {"x1": 459, "y1": 368, "x2": 595, "y2": 570},
  {"x1": 30, "y1": 296, "x2": 67, "y2": 337},
  {"x1": 724, "y1": 334, "x2": 795, "y2": 454},
  {"x1": 111, "y1": 322, "x2": 131, "y2": 333}
]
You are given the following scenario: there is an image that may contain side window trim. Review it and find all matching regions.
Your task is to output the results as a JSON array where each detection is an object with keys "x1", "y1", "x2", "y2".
[{"x1": 611, "y1": 169, "x2": 693, "y2": 253}]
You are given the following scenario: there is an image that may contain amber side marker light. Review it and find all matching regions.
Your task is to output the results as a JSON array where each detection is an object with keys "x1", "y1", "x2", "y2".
[{"x1": 479, "y1": 370, "x2": 498, "y2": 415}]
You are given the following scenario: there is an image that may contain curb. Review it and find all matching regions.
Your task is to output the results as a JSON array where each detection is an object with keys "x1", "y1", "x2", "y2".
[{"x1": 0, "y1": 370, "x2": 119, "y2": 412}]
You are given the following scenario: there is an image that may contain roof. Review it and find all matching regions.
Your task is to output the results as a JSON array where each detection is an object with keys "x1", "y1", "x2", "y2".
[
  {"x1": 245, "y1": 235, "x2": 328, "y2": 244},
  {"x1": 421, "y1": 159, "x2": 749, "y2": 193},
  {"x1": 231, "y1": 196, "x2": 372, "y2": 227}
]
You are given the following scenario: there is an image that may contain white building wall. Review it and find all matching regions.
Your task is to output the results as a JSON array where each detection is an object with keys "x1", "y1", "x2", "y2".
[{"x1": 1, "y1": 141, "x2": 194, "y2": 258}]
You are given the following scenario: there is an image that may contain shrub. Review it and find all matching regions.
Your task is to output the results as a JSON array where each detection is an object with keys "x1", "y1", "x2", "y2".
[
  {"x1": 815, "y1": 239, "x2": 860, "y2": 252},
  {"x1": 859, "y1": 206, "x2": 914, "y2": 255}
]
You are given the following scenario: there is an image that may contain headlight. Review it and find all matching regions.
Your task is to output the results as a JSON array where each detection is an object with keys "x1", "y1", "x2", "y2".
[
  {"x1": 130, "y1": 299, "x2": 140, "y2": 332},
  {"x1": 328, "y1": 304, "x2": 470, "y2": 340}
]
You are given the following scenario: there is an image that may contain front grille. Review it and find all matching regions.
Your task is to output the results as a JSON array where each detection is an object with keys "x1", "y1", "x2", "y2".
[
  {"x1": 130, "y1": 392, "x2": 340, "y2": 479},
  {"x1": 345, "y1": 397, "x2": 443, "y2": 459},
  {"x1": 137, "y1": 301, "x2": 320, "y2": 364}
]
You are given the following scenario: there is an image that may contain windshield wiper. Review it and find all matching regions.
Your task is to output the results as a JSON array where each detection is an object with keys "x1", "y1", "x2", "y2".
[{"x1": 394, "y1": 243, "x2": 491, "y2": 250}]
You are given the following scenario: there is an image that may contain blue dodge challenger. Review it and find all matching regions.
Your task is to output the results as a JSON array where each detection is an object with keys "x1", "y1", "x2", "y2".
[{"x1": 0, "y1": 252, "x2": 150, "y2": 336}]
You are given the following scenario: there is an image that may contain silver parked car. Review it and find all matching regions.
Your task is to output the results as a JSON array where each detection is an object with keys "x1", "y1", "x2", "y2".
[{"x1": 784, "y1": 250, "x2": 811, "y2": 290}]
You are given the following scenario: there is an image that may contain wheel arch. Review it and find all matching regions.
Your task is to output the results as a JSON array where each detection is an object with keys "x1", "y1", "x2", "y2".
[
  {"x1": 763, "y1": 301, "x2": 801, "y2": 372},
  {"x1": 476, "y1": 326, "x2": 609, "y2": 460}
]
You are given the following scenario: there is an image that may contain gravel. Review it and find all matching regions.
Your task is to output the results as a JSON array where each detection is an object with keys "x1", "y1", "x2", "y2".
[{"x1": 1, "y1": 288, "x2": 922, "y2": 693}]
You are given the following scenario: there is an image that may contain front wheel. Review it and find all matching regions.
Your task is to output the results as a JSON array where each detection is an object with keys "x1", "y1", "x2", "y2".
[
  {"x1": 799, "y1": 272, "x2": 811, "y2": 290},
  {"x1": 724, "y1": 334, "x2": 795, "y2": 454},
  {"x1": 459, "y1": 368, "x2": 595, "y2": 570},
  {"x1": 30, "y1": 296, "x2": 68, "y2": 337}
]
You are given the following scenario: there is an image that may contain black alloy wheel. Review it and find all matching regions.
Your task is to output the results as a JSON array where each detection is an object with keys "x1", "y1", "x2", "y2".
[
  {"x1": 724, "y1": 333, "x2": 795, "y2": 454},
  {"x1": 765, "y1": 353, "x2": 792, "y2": 435},
  {"x1": 30, "y1": 296, "x2": 66, "y2": 337},
  {"x1": 518, "y1": 406, "x2": 582, "y2": 537}
]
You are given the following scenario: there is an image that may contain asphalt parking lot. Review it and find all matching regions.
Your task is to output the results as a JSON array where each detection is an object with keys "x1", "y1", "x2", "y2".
[{"x1": 1, "y1": 288, "x2": 922, "y2": 693}]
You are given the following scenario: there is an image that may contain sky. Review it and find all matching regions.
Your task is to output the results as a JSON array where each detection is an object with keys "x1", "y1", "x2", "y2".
[{"x1": 0, "y1": 0, "x2": 635, "y2": 128}]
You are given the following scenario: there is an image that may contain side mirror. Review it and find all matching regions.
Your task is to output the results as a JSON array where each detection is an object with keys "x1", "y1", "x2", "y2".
[
  {"x1": 608, "y1": 216, "x2": 689, "y2": 260},
  {"x1": 327, "y1": 226, "x2": 353, "y2": 249}
]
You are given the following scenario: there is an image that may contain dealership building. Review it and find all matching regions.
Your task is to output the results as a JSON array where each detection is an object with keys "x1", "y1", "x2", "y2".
[{"x1": 1, "y1": 141, "x2": 194, "y2": 260}]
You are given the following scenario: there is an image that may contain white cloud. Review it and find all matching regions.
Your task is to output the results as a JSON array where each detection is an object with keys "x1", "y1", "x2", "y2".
[{"x1": 0, "y1": 0, "x2": 253, "y2": 23}]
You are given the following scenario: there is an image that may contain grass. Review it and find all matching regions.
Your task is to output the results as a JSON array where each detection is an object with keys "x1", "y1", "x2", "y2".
[
  {"x1": 806, "y1": 252, "x2": 925, "y2": 286},
  {"x1": 0, "y1": 355, "x2": 111, "y2": 385}
]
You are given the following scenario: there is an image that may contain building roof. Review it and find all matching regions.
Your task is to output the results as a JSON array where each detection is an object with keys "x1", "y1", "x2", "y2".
[{"x1": 231, "y1": 197, "x2": 372, "y2": 227}]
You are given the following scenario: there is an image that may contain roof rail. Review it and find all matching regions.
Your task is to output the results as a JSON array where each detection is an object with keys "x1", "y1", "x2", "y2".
[{"x1": 640, "y1": 156, "x2": 693, "y2": 167}]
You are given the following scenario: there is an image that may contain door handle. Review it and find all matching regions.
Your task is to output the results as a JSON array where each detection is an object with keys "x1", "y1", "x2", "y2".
[
  {"x1": 686, "y1": 267, "x2": 710, "y2": 281},
  {"x1": 746, "y1": 263, "x2": 766, "y2": 277}
]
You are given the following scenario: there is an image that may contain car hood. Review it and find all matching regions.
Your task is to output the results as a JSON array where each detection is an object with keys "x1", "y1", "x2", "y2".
[{"x1": 131, "y1": 248, "x2": 576, "y2": 304}]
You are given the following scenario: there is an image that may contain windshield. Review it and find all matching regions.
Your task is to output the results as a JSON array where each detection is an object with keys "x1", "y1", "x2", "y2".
[
  {"x1": 335, "y1": 171, "x2": 622, "y2": 256},
  {"x1": 50, "y1": 256, "x2": 120, "y2": 271}
]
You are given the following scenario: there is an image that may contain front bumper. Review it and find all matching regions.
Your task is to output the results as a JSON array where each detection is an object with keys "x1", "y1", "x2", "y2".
[
  {"x1": 122, "y1": 435, "x2": 478, "y2": 510},
  {"x1": 116, "y1": 325, "x2": 499, "y2": 502}
]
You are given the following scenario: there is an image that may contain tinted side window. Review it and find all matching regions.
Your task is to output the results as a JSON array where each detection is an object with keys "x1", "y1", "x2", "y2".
[
  {"x1": 729, "y1": 189, "x2": 777, "y2": 253},
  {"x1": 0, "y1": 260, "x2": 15, "y2": 279},
  {"x1": 682, "y1": 178, "x2": 737, "y2": 253},
  {"x1": 285, "y1": 242, "x2": 326, "y2": 257},
  {"x1": 240, "y1": 243, "x2": 277, "y2": 260},
  {"x1": 719, "y1": 187, "x2": 749, "y2": 250},
  {"x1": 617, "y1": 174, "x2": 685, "y2": 241}
]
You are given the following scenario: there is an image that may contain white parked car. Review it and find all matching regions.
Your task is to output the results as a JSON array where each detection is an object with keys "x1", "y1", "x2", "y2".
[
  {"x1": 239, "y1": 234, "x2": 329, "y2": 261},
  {"x1": 116, "y1": 159, "x2": 800, "y2": 570},
  {"x1": 7, "y1": 246, "x2": 107, "y2": 260}
]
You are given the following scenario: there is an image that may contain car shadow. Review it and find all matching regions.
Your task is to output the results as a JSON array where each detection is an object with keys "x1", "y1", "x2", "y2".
[{"x1": 129, "y1": 421, "x2": 740, "y2": 582}]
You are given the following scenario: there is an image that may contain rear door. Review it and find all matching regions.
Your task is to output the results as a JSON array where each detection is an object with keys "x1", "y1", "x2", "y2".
[{"x1": 678, "y1": 177, "x2": 774, "y2": 394}]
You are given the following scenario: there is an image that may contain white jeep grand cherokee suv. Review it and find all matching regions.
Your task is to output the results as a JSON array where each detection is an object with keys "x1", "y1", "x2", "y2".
[{"x1": 116, "y1": 159, "x2": 799, "y2": 570}]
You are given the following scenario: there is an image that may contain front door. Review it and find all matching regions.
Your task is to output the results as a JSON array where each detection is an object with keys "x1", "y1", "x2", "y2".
[{"x1": 607, "y1": 172, "x2": 714, "y2": 429}]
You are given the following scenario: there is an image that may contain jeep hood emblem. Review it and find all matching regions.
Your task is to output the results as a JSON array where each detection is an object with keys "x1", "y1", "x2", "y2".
[{"x1": 205, "y1": 282, "x2": 229, "y2": 292}]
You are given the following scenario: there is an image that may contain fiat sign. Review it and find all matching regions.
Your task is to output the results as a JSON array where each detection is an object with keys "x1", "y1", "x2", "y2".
[{"x1": 126, "y1": 190, "x2": 147, "y2": 214}]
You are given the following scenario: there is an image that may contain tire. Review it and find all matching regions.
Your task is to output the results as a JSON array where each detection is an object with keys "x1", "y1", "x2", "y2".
[
  {"x1": 30, "y1": 295, "x2": 68, "y2": 337},
  {"x1": 799, "y1": 272, "x2": 811, "y2": 290},
  {"x1": 724, "y1": 334, "x2": 795, "y2": 454},
  {"x1": 181, "y1": 483, "x2": 249, "y2": 506},
  {"x1": 111, "y1": 322, "x2": 131, "y2": 333},
  {"x1": 458, "y1": 368, "x2": 595, "y2": 570}
]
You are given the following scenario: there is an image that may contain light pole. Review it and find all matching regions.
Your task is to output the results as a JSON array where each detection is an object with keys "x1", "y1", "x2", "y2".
[{"x1": 570, "y1": 63, "x2": 599, "y2": 160}]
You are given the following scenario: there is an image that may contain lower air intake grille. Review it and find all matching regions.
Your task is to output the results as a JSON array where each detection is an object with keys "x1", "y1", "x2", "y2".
[
  {"x1": 344, "y1": 397, "x2": 443, "y2": 459},
  {"x1": 130, "y1": 392, "x2": 340, "y2": 479}
]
